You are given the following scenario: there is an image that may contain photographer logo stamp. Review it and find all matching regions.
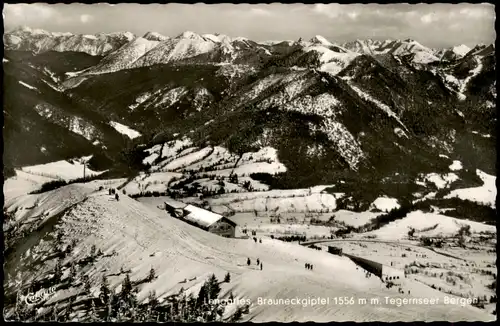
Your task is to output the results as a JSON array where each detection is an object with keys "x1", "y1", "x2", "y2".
[{"x1": 23, "y1": 287, "x2": 57, "y2": 305}]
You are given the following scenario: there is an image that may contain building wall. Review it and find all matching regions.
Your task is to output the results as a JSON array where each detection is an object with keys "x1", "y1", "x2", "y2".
[
  {"x1": 344, "y1": 254, "x2": 383, "y2": 278},
  {"x1": 208, "y1": 221, "x2": 235, "y2": 238},
  {"x1": 328, "y1": 246, "x2": 343, "y2": 256},
  {"x1": 165, "y1": 204, "x2": 184, "y2": 218}
]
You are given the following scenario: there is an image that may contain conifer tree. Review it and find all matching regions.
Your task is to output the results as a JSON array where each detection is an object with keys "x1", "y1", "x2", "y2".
[
  {"x1": 100, "y1": 275, "x2": 110, "y2": 305},
  {"x1": 106, "y1": 293, "x2": 115, "y2": 322},
  {"x1": 197, "y1": 284, "x2": 207, "y2": 308},
  {"x1": 224, "y1": 272, "x2": 231, "y2": 283},
  {"x1": 231, "y1": 306, "x2": 243, "y2": 322},
  {"x1": 148, "y1": 290, "x2": 158, "y2": 309},
  {"x1": 52, "y1": 304, "x2": 58, "y2": 321},
  {"x1": 65, "y1": 243, "x2": 73, "y2": 255},
  {"x1": 84, "y1": 275, "x2": 91, "y2": 295},
  {"x1": 148, "y1": 266, "x2": 156, "y2": 282},
  {"x1": 91, "y1": 300, "x2": 97, "y2": 321},
  {"x1": 121, "y1": 273, "x2": 133, "y2": 302},
  {"x1": 53, "y1": 260, "x2": 63, "y2": 282},
  {"x1": 68, "y1": 263, "x2": 76, "y2": 283},
  {"x1": 206, "y1": 274, "x2": 221, "y2": 303}
]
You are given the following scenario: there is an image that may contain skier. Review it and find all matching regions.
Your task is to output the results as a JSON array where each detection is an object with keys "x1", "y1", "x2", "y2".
[
  {"x1": 115, "y1": 193, "x2": 119, "y2": 201},
  {"x1": 311, "y1": 264, "x2": 313, "y2": 271},
  {"x1": 259, "y1": 238, "x2": 262, "y2": 243},
  {"x1": 247, "y1": 258, "x2": 251, "y2": 266},
  {"x1": 109, "y1": 189, "x2": 112, "y2": 195},
  {"x1": 257, "y1": 258, "x2": 260, "y2": 266},
  {"x1": 260, "y1": 263, "x2": 263, "y2": 271},
  {"x1": 305, "y1": 263, "x2": 308, "y2": 269}
]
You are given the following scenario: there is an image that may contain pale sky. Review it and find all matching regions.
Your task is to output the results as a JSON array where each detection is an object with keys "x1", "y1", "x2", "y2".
[{"x1": 3, "y1": 3, "x2": 496, "y2": 48}]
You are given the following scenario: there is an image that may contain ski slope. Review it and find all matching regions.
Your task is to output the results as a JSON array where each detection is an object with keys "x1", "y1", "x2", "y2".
[{"x1": 5, "y1": 184, "x2": 494, "y2": 322}]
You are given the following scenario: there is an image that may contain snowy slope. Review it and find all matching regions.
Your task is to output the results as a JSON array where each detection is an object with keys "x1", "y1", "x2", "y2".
[
  {"x1": 130, "y1": 31, "x2": 217, "y2": 68},
  {"x1": 3, "y1": 170, "x2": 57, "y2": 204},
  {"x1": 5, "y1": 184, "x2": 494, "y2": 322},
  {"x1": 86, "y1": 37, "x2": 160, "y2": 74},
  {"x1": 109, "y1": 121, "x2": 142, "y2": 139},
  {"x1": 20, "y1": 158, "x2": 106, "y2": 182},
  {"x1": 304, "y1": 45, "x2": 359, "y2": 74},
  {"x1": 367, "y1": 210, "x2": 495, "y2": 241},
  {"x1": 444, "y1": 170, "x2": 496, "y2": 208},
  {"x1": 452, "y1": 45, "x2": 471, "y2": 57},
  {"x1": 309, "y1": 35, "x2": 334, "y2": 46}
]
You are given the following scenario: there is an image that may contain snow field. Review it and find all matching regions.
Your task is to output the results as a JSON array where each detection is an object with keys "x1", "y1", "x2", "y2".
[
  {"x1": 20, "y1": 159, "x2": 106, "y2": 182},
  {"x1": 444, "y1": 170, "x2": 496, "y2": 208},
  {"x1": 109, "y1": 121, "x2": 142, "y2": 139},
  {"x1": 369, "y1": 197, "x2": 400, "y2": 212}
]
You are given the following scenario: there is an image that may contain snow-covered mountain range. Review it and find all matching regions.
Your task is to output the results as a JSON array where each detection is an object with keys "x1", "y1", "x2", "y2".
[
  {"x1": 4, "y1": 26, "x2": 135, "y2": 56},
  {"x1": 6, "y1": 28, "x2": 492, "y2": 72}
]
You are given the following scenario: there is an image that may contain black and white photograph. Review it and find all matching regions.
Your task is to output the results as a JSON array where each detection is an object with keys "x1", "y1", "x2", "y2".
[{"x1": 2, "y1": 2, "x2": 496, "y2": 322}]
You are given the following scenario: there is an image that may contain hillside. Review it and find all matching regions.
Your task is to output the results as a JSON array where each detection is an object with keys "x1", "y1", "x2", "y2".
[{"x1": 3, "y1": 183, "x2": 495, "y2": 322}]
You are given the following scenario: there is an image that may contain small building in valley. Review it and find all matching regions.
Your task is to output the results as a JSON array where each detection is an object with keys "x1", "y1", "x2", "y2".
[{"x1": 164, "y1": 199, "x2": 237, "y2": 238}]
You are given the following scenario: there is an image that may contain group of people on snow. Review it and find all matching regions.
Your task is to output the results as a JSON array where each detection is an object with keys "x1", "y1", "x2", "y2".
[
  {"x1": 247, "y1": 257, "x2": 263, "y2": 270},
  {"x1": 108, "y1": 188, "x2": 119, "y2": 201}
]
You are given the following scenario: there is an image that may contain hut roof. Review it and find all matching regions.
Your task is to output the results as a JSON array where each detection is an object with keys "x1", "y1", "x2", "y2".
[{"x1": 183, "y1": 204, "x2": 225, "y2": 228}]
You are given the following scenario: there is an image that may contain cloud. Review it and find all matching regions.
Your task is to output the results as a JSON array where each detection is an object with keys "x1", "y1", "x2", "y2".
[
  {"x1": 4, "y1": 3, "x2": 56, "y2": 22},
  {"x1": 347, "y1": 12, "x2": 359, "y2": 20},
  {"x1": 459, "y1": 7, "x2": 492, "y2": 18},
  {"x1": 312, "y1": 4, "x2": 343, "y2": 19},
  {"x1": 420, "y1": 13, "x2": 437, "y2": 24},
  {"x1": 80, "y1": 14, "x2": 92, "y2": 23}
]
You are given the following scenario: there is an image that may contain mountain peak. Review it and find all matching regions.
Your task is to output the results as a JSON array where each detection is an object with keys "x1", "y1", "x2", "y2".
[
  {"x1": 143, "y1": 31, "x2": 169, "y2": 42},
  {"x1": 310, "y1": 35, "x2": 333, "y2": 46},
  {"x1": 451, "y1": 44, "x2": 471, "y2": 57},
  {"x1": 177, "y1": 31, "x2": 202, "y2": 40},
  {"x1": 13, "y1": 26, "x2": 51, "y2": 35},
  {"x1": 202, "y1": 33, "x2": 232, "y2": 43}
]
